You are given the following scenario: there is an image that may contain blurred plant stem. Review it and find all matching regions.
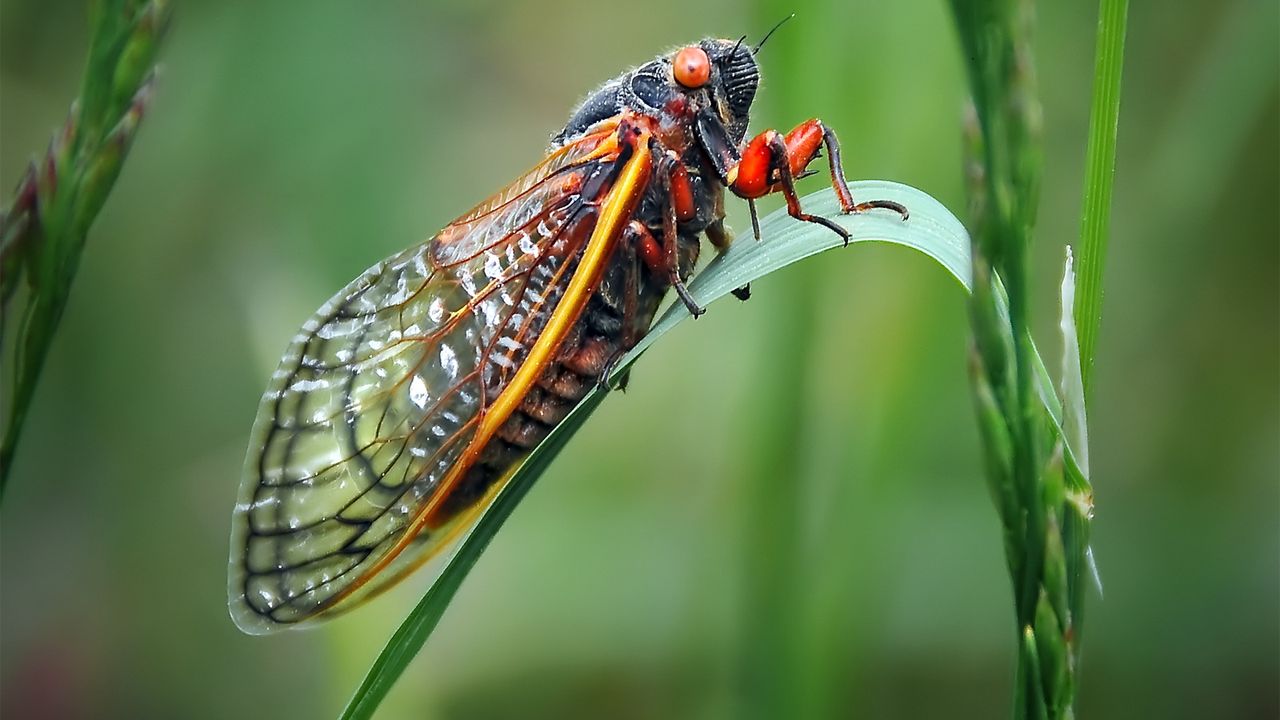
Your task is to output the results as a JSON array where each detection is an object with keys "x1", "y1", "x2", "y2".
[
  {"x1": 0, "y1": 0, "x2": 168, "y2": 495},
  {"x1": 950, "y1": 0, "x2": 1115, "y2": 716}
]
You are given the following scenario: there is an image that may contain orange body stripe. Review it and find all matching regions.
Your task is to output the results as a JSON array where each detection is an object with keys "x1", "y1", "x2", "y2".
[{"x1": 323, "y1": 128, "x2": 653, "y2": 610}]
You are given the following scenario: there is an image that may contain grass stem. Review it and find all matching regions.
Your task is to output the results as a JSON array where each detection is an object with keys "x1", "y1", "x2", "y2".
[{"x1": 0, "y1": 0, "x2": 168, "y2": 494}]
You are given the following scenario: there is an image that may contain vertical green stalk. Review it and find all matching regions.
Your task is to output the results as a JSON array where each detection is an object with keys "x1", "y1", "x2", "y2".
[
  {"x1": 951, "y1": 0, "x2": 1097, "y2": 718},
  {"x1": 1073, "y1": 0, "x2": 1128, "y2": 397},
  {"x1": 0, "y1": 0, "x2": 168, "y2": 494}
]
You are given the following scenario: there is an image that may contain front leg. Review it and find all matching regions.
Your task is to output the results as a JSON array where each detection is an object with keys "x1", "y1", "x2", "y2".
[
  {"x1": 703, "y1": 180, "x2": 753, "y2": 303},
  {"x1": 727, "y1": 119, "x2": 908, "y2": 245}
]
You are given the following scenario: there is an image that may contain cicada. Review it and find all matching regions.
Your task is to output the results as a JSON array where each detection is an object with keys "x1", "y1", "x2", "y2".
[{"x1": 228, "y1": 36, "x2": 907, "y2": 634}]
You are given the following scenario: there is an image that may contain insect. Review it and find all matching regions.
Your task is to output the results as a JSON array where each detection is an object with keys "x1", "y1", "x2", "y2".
[{"x1": 228, "y1": 34, "x2": 907, "y2": 634}]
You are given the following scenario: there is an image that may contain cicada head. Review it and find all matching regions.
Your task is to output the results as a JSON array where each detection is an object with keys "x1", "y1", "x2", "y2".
[
  {"x1": 697, "y1": 38, "x2": 759, "y2": 143},
  {"x1": 554, "y1": 38, "x2": 759, "y2": 148}
]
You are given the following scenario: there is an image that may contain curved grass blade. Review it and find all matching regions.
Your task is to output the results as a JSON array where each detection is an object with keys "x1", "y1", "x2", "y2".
[
  {"x1": 615, "y1": 180, "x2": 973, "y2": 378},
  {"x1": 339, "y1": 180, "x2": 975, "y2": 719},
  {"x1": 341, "y1": 180, "x2": 1086, "y2": 718}
]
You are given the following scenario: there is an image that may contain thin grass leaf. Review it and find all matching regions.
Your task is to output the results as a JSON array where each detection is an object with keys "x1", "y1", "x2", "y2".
[
  {"x1": 340, "y1": 180, "x2": 1102, "y2": 719},
  {"x1": 1073, "y1": 0, "x2": 1129, "y2": 396}
]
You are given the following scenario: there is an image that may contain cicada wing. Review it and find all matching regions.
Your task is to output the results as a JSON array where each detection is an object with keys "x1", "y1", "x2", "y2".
[
  {"x1": 228, "y1": 126, "x2": 624, "y2": 634},
  {"x1": 229, "y1": 239, "x2": 483, "y2": 634}
]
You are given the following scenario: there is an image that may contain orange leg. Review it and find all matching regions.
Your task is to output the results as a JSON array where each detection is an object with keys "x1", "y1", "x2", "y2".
[
  {"x1": 728, "y1": 119, "x2": 908, "y2": 244},
  {"x1": 630, "y1": 220, "x2": 665, "y2": 276},
  {"x1": 669, "y1": 162, "x2": 697, "y2": 223},
  {"x1": 655, "y1": 152, "x2": 705, "y2": 317}
]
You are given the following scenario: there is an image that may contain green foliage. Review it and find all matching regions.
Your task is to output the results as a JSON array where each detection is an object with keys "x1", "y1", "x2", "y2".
[
  {"x1": 1074, "y1": 0, "x2": 1129, "y2": 396},
  {"x1": 0, "y1": 2, "x2": 1272, "y2": 718},
  {"x1": 0, "y1": 0, "x2": 168, "y2": 493}
]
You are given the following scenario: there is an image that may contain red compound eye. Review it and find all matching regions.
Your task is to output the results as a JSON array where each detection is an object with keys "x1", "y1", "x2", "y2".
[{"x1": 672, "y1": 46, "x2": 710, "y2": 88}]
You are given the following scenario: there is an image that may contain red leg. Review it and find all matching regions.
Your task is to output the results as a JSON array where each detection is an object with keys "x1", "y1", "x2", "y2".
[
  {"x1": 764, "y1": 130, "x2": 856, "y2": 243},
  {"x1": 669, "y1": 163, "x2": 697, "y2": 223},
  {"x1": 728, "y1": 119, "x2": 909, "y2": 239},
  {"x1": 629, "y1": 220, "x2": 665, "y2": 275},
  {"x1": 656, "y1": 153, "x2": 705, "y2": 317}
]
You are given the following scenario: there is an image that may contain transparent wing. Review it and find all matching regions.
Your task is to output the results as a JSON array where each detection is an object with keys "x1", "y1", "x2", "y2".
[{"x1": 229, "y1": 126, "x2": 620, "y2": 634}]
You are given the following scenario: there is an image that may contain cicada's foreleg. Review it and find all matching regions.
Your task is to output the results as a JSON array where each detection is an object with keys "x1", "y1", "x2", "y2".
[
  {"x1": 704, "y1": 186, "x2": 737, "y2": 250},
  {"x1": 808, "y1": 123, "x2": 908, "y2": 220},
  {"x1": 708, "y1": 218, "x2": 752, "y2": 302},
  {"x1": 703, "y1": 181, "x2": 752, "y2": 302},
  {"x1": 728, "y1": 119, "x2": 908, "y2": 246},
  {"x1": 706, "y1": 218, "x2": 733, "y2": 251},
  {"x1": 747, "y1": 198, "x2": 761, "y2": 242}
]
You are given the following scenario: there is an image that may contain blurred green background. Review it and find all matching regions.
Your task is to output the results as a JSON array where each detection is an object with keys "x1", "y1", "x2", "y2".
[{"x1": 2, "y1": 1, "x2": 1276, "y2": 718}]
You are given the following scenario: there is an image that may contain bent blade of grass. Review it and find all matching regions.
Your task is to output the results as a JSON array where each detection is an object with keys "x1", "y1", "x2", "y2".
[{"x1": 339, "y1": 180, "x2": 1066, "y2": 719}]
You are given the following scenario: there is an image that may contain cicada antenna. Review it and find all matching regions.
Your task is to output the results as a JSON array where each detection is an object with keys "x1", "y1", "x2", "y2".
[{"x1": 754, "y1": 13, "x2": 795, "y2": 54}]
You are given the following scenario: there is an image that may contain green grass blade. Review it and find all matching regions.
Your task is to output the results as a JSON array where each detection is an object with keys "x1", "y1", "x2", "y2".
[
  {"x1": 1073, "y1": 0, "x2": 1129, "y2": 396},
  {"x1": 337, "y1": 180, "x2": 1087, "y2": 719},
  {"x1": 620, "y1": 181, "x2": 972, "y2": 370},
  {"x1": 337, "y1": 180, "x2": 969, "y2": 719}
]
